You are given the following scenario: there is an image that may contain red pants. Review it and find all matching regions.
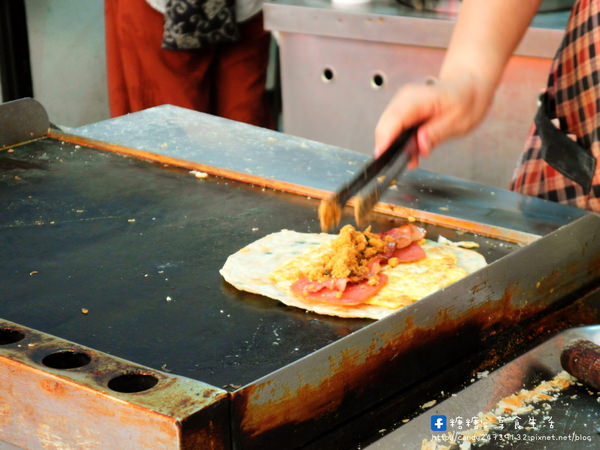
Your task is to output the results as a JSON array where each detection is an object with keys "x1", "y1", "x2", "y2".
[{"x1": 105, "y1": 0, "x2": 272, "y2": 128}]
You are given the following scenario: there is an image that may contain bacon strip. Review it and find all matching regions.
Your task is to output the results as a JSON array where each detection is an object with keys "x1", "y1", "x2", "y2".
[
  {"x1": 390, "y1": 241, "x2": 426, "y2": 262},
  {"x1": 379, "y1": 224, "x2": 426, "y2": 251},
  {"x1": 291, "y1": 274, "x2": 388, "y2": 305},
  {"x1": 293, "y1": 224, "x2": 426, "y2": 306}
]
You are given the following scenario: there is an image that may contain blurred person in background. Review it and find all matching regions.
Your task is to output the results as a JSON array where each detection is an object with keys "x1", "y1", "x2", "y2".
[{"x1": 105, "y1": 0, "x2": 272, "y2": 128}]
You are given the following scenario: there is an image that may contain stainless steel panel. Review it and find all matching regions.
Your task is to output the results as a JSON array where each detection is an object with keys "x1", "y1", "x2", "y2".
[
  {"x1": 69, "y1": 104, "x2": 587, "y2": 236},
  {"x1": 368, "y1": 324, "x2": 600, "y2": 449},
  {"x1": 398, "y1": 0, "x2": 575, "y2": 14},
  {"x1": 265, "y1": 0, "x2": 568, "y2": 188},
  {"x1": 0, "y1": 98, "x2": 48, "y2": 148},
  {"x1": 264, "y1": 0, "x2": 567, "y2": 57},
  {"x1": 275, "y1": 31, "x2": 552, "y2": 188}
]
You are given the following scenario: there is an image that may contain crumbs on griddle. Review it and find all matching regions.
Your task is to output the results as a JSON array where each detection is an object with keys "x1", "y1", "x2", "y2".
[
  {"x1": 306, "y1": 225, "x2": 388, "y2": 282},
  {"x1": 421, "y1": 371, "x2": 578, "y2": 449}
]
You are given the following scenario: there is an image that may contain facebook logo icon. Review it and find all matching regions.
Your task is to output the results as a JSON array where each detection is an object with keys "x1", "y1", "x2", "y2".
[{"x1": 430, "y1": 415, "x2": 447, "y2": 431}]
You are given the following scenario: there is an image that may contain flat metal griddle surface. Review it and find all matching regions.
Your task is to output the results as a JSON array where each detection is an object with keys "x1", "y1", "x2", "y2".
[{"x1": 1, "y1": 139, "x2": 518, "y2": 389}]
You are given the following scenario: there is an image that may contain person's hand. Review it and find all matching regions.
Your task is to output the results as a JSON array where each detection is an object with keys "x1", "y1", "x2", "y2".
[
  {"x1": 374, "y1": 73, "x2": 495, "y2": 168},
  {"x1": 374, "y1": 0, "x2": 542, "y2": 167}
]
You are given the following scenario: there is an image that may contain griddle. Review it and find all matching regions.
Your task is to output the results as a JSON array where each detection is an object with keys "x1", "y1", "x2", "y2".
[
  {"x1": 2, "y1": 137, "x2": 373, "y2": 387},
  {"x1": 1, "y1": 99, "x2": 598, "y2": 449},
  {"x1": 2, "y1": 136, "x2": 532, "y2": 387}
]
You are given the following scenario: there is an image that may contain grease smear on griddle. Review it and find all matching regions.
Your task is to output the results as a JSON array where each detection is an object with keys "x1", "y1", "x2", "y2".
[{"x1": 421, "y1": 371, "x2": 583, "y2": 449}]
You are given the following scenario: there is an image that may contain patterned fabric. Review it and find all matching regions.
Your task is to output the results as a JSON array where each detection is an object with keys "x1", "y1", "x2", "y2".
[
  {"x1": 510, "y1": 0, "x2": 600, "y2": 212},
  {"x1": 105, "y1": 0, "x2": 272, "y2": 126},
  {"x1": 162, "y1": 0, "x2": 239, "y2": 50}
]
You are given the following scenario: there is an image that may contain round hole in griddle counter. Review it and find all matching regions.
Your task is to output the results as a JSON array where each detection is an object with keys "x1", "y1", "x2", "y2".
[
  {"x1": 0, "y1": 328, "x2": 25, "y2": 345},
  {"x1": 42, "y1": 351, "x2": 91, "y2": 369},
  {"x1": 108, "y1": 373, "x2": 159, "y2": 393}
]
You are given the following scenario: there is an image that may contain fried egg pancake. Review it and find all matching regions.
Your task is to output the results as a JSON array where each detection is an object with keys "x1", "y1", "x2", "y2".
[{"x1": 220, "y1": 230, "x2": 487, "y2": 319}]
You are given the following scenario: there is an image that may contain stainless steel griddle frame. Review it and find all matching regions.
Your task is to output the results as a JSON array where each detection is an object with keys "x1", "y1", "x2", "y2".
[
  {"x1": 1, "y1": 99, "x2": 597, "y2": 449},
  {"x1": 368, "y1": 325, "x2": 600, "y2": 449}
]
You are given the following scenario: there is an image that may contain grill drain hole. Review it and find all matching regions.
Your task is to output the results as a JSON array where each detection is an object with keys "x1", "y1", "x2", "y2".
[
  {"x1": 108, "y1": 373, "x2": 159, "y2": 393},
  {"x1": 0, "y1": 328, "x2": 25, "y2": 345},
  {"x1": 42, "y1": 351, "x2": 91, "y2": 369}
]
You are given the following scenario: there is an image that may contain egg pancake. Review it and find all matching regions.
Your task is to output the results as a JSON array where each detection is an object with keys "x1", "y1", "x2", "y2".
[{"x1": 220, "y1": 229, "x2": 487, "y2": 319}]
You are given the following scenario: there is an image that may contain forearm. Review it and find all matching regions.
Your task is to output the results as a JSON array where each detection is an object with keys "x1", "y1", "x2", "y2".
[
  {"x1": 441, "y1": 0, "x2": 542, "y2": 93},
  {"x1": 374, "y1": 0, "x2": 543, "y2": 158}
]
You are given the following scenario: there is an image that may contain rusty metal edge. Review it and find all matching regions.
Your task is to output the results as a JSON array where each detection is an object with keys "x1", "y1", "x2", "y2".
[
  {"x1": 0, "y1": 319, "x2": 230, "y2": 449},
  {"x1": 3, "y1": 122, "x2": 588, "y2": 448},
  {"x1": 370, "y1": 324, "x2": 600, "y2": 449},
  {"x1": 229, "y1": 214, "x2": 600, "y2": 449},
  {"x1": 46, "y1": 131, "x2": 540, "y2": 245}
]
